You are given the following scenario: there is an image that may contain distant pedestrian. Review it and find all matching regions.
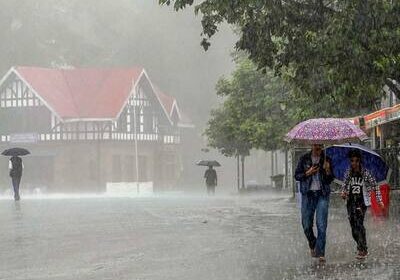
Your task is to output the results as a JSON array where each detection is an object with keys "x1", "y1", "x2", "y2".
[
  {"x1": 204, "y1": 166, "x2": 217, "y2": 195},
  {"x1": 9, "y1": 156, "x2": 23, "y2": 201},
  {"x1": 295, "y1": 144, "x2": 334, "y2": 263},
  {"x1": 341, "y1": 149, "x2": 384, "y2": 259}
]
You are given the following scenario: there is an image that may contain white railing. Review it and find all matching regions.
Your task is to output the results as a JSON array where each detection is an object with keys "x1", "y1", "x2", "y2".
[{"x1": 0, "y1": 132, "x2": 180, "y2": 144}]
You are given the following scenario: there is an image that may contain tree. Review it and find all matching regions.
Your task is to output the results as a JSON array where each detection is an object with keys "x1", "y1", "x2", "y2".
[
  {"x1": 160, "y1": 0, "x2": 400, "y2": 115},
  {"x1": 205, "y1": 57, "x2": 299, "y2": 190},
  {"x1": 205, "y1": 56, "x2": 349, "y2": 190},
  {"x1": 213, "y1": 58, "x2": 294, "y2": 150},
  {"x1": 206, "y1": 106, "x2": 250, "y2": 158},
  {"x1": 205, "y1": 96, "x2": 251, "y2": 190}
]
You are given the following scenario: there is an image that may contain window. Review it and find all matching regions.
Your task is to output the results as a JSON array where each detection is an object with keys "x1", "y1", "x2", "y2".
[{"x1": 126, "y1": 109, "x2": 131, "y2": 132}]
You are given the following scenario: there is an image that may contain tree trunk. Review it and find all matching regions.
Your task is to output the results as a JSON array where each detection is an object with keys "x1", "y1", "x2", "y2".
[
  {"x1": 271, "y1": 151, "x2": 275, "y2": 177},
  {"x1": 241, "y1": 155, "x2": 245, "y2": 190},
  {"x1": 284, "y1": 149, "x2": 288, "y2": 190},
  {"x1": 237, "y1": 154, "x2": 240, "y2": 192},
  {"x1": 271, "y1": 151, "x2": 274, "y2": 188}
]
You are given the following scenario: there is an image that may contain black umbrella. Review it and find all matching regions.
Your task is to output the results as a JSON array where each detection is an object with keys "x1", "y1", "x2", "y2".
[
  {"x1": 196, "y1": 160, "x2": 221, "y2": 167},
  {"x1": 2, "y1": 147, "x2": 30, "y2": 156}
]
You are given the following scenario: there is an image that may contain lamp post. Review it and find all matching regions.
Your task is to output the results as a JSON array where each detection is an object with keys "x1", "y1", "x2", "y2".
[{"x1": 133, "y1": 93, "x2": 140, "y2": 195}]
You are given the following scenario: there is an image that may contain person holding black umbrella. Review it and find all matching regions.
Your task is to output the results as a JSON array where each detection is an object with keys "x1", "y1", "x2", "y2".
[
  {"x1": 197, "y1": 160, "x2": 220, "y2": 195},
  {"x1": 2, "y1": 148, "x2": 29, "y2": 201},
  {"x1": 204, "y1": 166, "x2": 217, "y2": 195},
  {"x1": 9, "y1": 156, "x2": 23, "y2": 201}
]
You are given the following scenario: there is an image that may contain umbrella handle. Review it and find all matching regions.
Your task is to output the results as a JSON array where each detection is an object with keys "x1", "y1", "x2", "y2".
[{"x1": 323, "y1": 148, "x2": 330, "y2": 172}]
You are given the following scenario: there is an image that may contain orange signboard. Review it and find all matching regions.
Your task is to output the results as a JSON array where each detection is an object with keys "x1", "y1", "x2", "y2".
[{"x1": 353, "y1": 104, "x2": 400, "y2": 129}]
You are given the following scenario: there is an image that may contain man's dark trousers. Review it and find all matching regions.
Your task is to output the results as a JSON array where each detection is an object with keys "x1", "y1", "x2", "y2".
[{"x1": 12, "y1": 176, "x2": 21, "y2": 200}]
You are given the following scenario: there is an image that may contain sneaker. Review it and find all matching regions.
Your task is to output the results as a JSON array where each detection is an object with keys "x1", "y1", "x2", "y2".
[
  {"x1": 319, "y1": 256, "x2": 326, "y2": 263},
  {"x1": 356, "y1": 250, "x2": 368, "y2": 259},
  {"x1": 310, "y1": 248, "x2": 317, "y2": 258}
]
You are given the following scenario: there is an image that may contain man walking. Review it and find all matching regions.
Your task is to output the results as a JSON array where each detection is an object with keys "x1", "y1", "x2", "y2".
[
  {"x1": 295, "y1": 144, "x2": 334, "y2": 263},
  {"x1": 204, "y1": 166, "x2": 217, "y2": 195},
  {"x1": 9, "y1": 156, "x2": 23, "y2": 201}
]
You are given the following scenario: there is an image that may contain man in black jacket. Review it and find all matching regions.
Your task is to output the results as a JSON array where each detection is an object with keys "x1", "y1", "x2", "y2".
[
  {"x1": 9, "y1": 156, "x2": 23, "y2": 201},
  {"x1": 295, "y1": 144, "x2": 334, "y2": 263},
  {"x1": 204, "y1": 166, "x2": 217, "y2": 195}
]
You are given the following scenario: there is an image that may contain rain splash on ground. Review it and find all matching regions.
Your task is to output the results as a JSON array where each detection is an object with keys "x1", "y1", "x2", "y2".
[{"x1": 0, "y1": 192, "x2": 399, "y2": 280}]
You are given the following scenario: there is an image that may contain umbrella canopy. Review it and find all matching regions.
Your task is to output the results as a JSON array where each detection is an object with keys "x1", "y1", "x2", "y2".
[
  {"x1": 325, "y1": 143, "x2": 389, "y2": 184},
  {"x1": 285, "y1": 118, "x2": 368, "y2": 145},
  {"x1": 196, "y1": 160, "x2": 221, "y2": 167},
  {"x1": 2, "y1": 147, "x2": 30, "y2": 156}
]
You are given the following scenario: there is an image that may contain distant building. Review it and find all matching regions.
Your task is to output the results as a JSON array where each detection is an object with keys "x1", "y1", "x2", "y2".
[
  {"x1": 351, "y1": 82, "x2": 400, "y2": 189},
  {"x1": 0, "y1": 66, "x2": 192, "y2": 192},
  {"x1": 354, "y1": 83, "x2": 400, "y2": 149}
]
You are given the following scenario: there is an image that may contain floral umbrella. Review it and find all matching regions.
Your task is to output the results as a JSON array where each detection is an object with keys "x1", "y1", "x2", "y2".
[{"x1": 285, "y1": 118, "x2": 368, "y2": 145}]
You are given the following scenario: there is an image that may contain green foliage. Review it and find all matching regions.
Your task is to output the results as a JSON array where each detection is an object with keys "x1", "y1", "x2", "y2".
[
  {"x1": 160, "y1": 0, "x2": 400, "y2": 113},
  {"x1": 205, "y1": 104, "x2": 251, "y2": 157},
  {"x1": 205, "y1": 58, "x2": 294, "y2": 153},
  {"x1": 204, "y1": 55, "x2": 362, "y2": 154}
]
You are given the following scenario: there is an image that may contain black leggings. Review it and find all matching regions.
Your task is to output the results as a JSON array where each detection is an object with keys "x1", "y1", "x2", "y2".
[{"x1": 347, "y1": 203, "x2": 367, "y2": 252}]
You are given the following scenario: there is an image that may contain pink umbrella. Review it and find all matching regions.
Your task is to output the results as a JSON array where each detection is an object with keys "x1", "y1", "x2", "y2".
[{"x1": 285, "y1": 118, "x2": 368, "y2": 145}]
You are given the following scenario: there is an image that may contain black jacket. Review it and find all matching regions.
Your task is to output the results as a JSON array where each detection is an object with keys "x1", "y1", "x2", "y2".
[
  {"x1": 10, "y1": 156, "x2": 23, "y2": 178},
  {"x1": 294, "y1": 152, "x2": 334, "y2": 196}
]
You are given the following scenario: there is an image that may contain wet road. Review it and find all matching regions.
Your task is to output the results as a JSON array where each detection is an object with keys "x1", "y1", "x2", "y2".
[{"x1": 0, "y1": 193, "x2": 399, "y2": 280}]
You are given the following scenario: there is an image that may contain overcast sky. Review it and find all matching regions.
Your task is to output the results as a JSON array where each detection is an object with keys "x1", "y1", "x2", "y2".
[{"x1": 0, "y1": 0, "x2": 237, "y2": 127}]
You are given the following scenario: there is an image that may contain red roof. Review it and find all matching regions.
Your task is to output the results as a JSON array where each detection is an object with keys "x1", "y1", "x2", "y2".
[{"x1": 15, "y1": 66, "x2": 144, "y2": 120}]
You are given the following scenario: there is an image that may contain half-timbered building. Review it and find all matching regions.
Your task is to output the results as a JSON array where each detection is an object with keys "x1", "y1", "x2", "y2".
[{"x1": 0, "y1": 66, "x2": 190, "y2": 192}]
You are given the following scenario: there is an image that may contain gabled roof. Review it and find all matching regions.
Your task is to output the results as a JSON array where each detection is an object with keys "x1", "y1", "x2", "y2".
[
  {"x1": 4, "y1": 66, "x2": 187, "y2": 125},
  {"x1": 153, "y1": 86, "x2": 193, "y2": 128},
  {"x1": 14, "y1": 66, "x2": 143, "y2": 120},
  {"x1": 153, "y1": 86, "x2": 176, "y2": 116}
]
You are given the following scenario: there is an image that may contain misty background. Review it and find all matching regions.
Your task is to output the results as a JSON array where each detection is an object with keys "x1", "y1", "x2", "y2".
[{"x1": 0, "y1": 0, "x2": 280, "y2": 192}]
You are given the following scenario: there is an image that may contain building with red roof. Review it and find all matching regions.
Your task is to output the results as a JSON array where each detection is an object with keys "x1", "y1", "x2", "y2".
[{"x1": 0, "y1": 66, "x2": 192, "y2": 192}]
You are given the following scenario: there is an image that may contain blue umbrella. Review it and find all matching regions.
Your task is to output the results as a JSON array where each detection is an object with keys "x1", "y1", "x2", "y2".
[{"x1": 325, "y1": 143, "x2": 390, "y2": 184}]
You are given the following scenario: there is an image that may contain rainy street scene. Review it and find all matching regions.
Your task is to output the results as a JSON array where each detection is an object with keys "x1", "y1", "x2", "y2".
[{"x1": 0, "y1": 1, "x2": 400, "y2": 280}]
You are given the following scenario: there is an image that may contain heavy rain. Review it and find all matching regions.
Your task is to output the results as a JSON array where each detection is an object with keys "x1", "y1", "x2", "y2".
[{"x1": 0, "y1": 1, "x2": 399, "y2": 279}]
